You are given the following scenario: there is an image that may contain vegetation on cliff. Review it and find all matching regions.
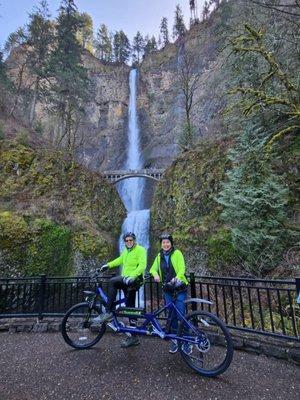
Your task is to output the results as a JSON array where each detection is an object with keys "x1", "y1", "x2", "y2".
[{"x1": 0, "y1": 135, "x2": 125, "y2": 277}]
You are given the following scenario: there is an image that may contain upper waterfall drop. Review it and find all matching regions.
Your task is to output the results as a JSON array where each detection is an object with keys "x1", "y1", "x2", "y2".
[{"x1": 116, "y1": 69, "x2": 150, "y2": 257}]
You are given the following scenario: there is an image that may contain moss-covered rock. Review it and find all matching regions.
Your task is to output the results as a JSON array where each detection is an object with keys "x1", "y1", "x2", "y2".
[
  {"x1": 151, "y1": 138, "x2": 232, "y2": 273},
  {"x1": 0, "y1": 139, "x2": 126, "y2": 277}
]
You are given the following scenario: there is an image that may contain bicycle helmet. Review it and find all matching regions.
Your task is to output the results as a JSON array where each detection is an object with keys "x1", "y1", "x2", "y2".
[
  {"x1": 123, "y1": 232, "x2": 136, "y2": 241},
  {"x1": 159, "y1": 233, "x2": 174, "y2": 246}
]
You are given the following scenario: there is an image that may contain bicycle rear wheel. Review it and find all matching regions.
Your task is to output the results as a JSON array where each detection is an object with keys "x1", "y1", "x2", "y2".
[
  {"x1": 178, "y1": 310, "x2": 233, "y2": 377},
  {"x1": 61, "y1": 302, "x2": 106, "y2": 349}
]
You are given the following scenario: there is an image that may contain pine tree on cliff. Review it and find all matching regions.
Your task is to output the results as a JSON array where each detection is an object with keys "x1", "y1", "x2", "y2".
[
  {"x1": 76, "y1": 12, "x2": 94, "y2": 52},
  {"x1": 95, "y1": 24, "x2": 113, "y2": 62},
  {"x1": 143, "y1": 36, "x2": 157, "y2": 57},
  {"x1": 113, "y1": 30, "x2": 130, "y2": 63},
  {"x1": 202, "y1": 1, "x2": 210, "y2": 20},
  {"x1": 132, "y1": 31, "x2": 144, "y2": 63},
  {"x1": 48, "y1": 0, "x2": 90, "y2": 156},
  {"x1": 173, "y1": 5, "x2": 186, "y2": 40},
  {"x1": 160, "y1": 17, "x2": 169, "y2": 46},
  {"x1": 26, "y1": 0, "x2": 54, "y2": 126}
]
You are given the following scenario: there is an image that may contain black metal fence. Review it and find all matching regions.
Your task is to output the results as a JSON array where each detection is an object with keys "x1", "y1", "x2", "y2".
[{"x1": 0, "y1": 274, "x2": 299, "y2": 340}]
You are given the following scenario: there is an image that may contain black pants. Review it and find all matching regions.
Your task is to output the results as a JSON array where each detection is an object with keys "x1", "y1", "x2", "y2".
[{"x1": 106, "y1": 275, "x2": 138, "y2": 312}]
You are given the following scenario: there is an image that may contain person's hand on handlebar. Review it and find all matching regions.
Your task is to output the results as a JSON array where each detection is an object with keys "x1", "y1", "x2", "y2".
[
  {"x1": 99, "y1": 264, "x2": 109, "y2": 273},
  {"x1": 170, "y1": 277, "x2": 183, "y2": 287},
  {"x1": 154, "y1": 275, "x2": 160, "y2": 283},
  {"x1": 123, "y1": 276, "x2": 135, "y2": 285}
]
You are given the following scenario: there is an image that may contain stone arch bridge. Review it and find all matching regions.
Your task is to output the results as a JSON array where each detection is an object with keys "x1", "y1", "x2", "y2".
[{"x1": 103, "y1": 168, "x2": 165, "y2": 184}]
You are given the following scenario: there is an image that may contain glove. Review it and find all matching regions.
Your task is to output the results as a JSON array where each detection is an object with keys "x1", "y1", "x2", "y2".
[
  {"x1": 170, "y1": 277, "x2": 183, "y2": 287},
  {"x1": 99, "y1": 264, "x2": 109, "y2": 273},
  {"x1": 123, "y1": 276, "x2": 135, "y2": 286}
]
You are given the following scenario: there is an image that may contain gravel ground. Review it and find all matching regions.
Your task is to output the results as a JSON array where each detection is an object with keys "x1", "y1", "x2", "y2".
[{"x1": 0, "y1": 332, "x2": 299, "y2": 400}]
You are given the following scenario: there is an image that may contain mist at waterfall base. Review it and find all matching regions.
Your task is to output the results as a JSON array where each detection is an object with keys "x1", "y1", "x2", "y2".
[{"x1": 116, "y1": 70, "x2": 150, "y2": 305}]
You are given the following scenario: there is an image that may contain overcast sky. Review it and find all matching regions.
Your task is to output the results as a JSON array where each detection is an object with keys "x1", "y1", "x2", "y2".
[{"x1": 0, "y1": 0, "x2": 206, "y2": 47}]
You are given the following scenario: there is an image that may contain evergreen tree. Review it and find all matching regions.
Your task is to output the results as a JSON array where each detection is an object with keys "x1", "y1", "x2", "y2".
[
  {"x1": 26, "y1": 0, "x2": 54, "y2": 125},
  {"x1": 160, "y1": 17, "x2": 169, "y2": 47},
  {"x1": 217, "y1": 131, "x2": 290, "y2": 275},
  {"x1": 4, "y1": 27, "x2": 28, "y2": 118},
  {"x1": 77, "y1": 12, "x2": 94, "y2": 52},
  {"x1": 95, "y1": 24, "x2": 112, "y2": 62},
  {"x1": 113, "y1": 30, "x2": 130, "y2": 63},
  {"x1": 132, "y1": 31, "x2": 144, "y2": 63},
  {"x1": 143, "y1": 35, "x2": 157, "y2": 57},
  {"x1": 48, "y1": 0, "x2": 90, "y2": 156},
  {"x1": 173, "y1": 5, "x2": 186, "y2": 40},
  {"x1": 202, "y1": 1, "x2": 210, "y2": 20}
]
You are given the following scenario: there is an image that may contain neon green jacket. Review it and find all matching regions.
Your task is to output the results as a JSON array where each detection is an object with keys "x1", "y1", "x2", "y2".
[
  {"x1": 107, "y1": 244, "x2": 147, "y2": 278},
  {"x1": 149, "y1": 249, "x2": 188, "y2": 285}
]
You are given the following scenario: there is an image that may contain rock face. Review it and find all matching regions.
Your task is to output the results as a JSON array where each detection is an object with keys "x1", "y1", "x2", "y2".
[
  {"x1": 78, "y1": 54, "x2": 131, "y2": 171},
  {"x1": 5, "y1": 50, "x2": 131, "y2": 171}
]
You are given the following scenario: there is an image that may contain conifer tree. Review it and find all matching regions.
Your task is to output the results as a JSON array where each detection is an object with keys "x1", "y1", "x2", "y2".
[
  {"x1": 217, "y1": 131, "x2": 290, "y2": 275},
  {"x1": 132, "y1": 31, "x2": 144, "y2": 63},
  {"x1": 160, "y1": 17, "x2": 169, "y2": 46},
  {"x1": 26, "y1": 0, "x2": 54, "y2": 125},
  {"x1": 48, "y1": 0, "x2": 90, "y2": 156},
  {"x1": 95, "y1": 24, "x2": 112, "y2": 62},
  {"x1": 173, "y1": 5, "x2": 186, "y2": 40}
]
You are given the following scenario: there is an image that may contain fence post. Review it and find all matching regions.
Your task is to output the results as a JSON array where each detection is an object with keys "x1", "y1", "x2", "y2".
[
  {"x1": 38, "y1": 274, "x2": 47, "y2": 322},
  {"x1": 190, "y1": 273, "x2": 197, "y2": 311},
  {"x1": 296, "y1": 277, "x2": 300, "y2": 304}
]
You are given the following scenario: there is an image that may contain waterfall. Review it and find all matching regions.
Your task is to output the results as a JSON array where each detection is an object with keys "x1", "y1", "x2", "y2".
[{"x1": 116, "y1": 69, "x2": 150, "y2": 306}]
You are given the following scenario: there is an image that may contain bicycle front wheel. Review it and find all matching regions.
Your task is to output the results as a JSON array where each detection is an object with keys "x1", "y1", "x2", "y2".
[
  {"x1": 61, "y1": 302, "x2": 106, "y2": 349},
  {"x1": 178, "y1": 310, "x2": 233, "y2": 377}
]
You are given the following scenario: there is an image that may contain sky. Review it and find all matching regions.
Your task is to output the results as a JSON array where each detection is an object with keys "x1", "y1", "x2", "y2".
[{"x1": 0, "y1": 0, "x2": 206, "y2": 47}]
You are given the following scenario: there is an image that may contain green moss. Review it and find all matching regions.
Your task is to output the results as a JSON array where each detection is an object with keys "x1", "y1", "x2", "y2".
[
  {"x1": 151, "y1": 138, "x2": 231, "y2": 273},
  {"x1": 206, "y1": 228, "x2": 237, "y2": 272},
  {"x1": 26, "y1": 219, "x2": 72, "y2": 276},
  {"x1": 0, "y1": 139, "x2": 126, "y2": 277}
]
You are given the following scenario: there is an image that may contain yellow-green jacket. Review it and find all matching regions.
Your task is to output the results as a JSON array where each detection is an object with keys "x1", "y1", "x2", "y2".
[
  {"x1": 107, "y1": 244, "x2": 147, "y2": 278},
  {"x1": 149, "y1": 249, "x2": 188, "y2": 285}
]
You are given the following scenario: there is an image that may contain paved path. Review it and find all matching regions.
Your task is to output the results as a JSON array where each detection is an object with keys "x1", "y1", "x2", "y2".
[{"x1": 0, "y1": 332, "x2": 299, "y2": 400}]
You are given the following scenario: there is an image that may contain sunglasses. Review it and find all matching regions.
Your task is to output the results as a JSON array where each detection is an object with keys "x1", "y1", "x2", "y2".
[{"x1": 125, "y1": 239, "x2": 134, "y2": 242}]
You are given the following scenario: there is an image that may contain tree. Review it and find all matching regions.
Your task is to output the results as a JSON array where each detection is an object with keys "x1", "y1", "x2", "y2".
[
  {"x1": 143, "y1": 35, "x2": 157, "y2": 57},
  {"x1": 48, "y1": 0, "x2": 90, "y2": 156},
  {"x1": 173, "y1": 5, "x2": 186, "y2": 40},
  {"x1": 160, "y1": 17, "x2": 169, "y2": 47},
  {"x1": 26, "y1": 0, "x2": 54, "y2": 126},
  {"x1": 132, "y1": 31, "x2": 144, "y2": 63},
  {"x1": 229, "y1": 24, "x2": 300, "y2": 150},
  {"x1": 95, "y1": 24, "x2": 112, "y2": 62},
  {"x1": 4, "y1": 27, "x2": 28, "y2": 118},
  {"x1": 0, "y1": 49, "x2": 12, "y2": 112},
  {"x1": 202, "y1": 1, "x2": 210, "y2": 20},
  {"x1": 177, "y1": 49, "x2": 201, "y2": 150},
  {"x1": 113, "y1": 30, "x2": 130, "y2": 63},
  {"x1": 77, "y1": 12, "x2": 94, "y2": 52},
  {"x1": 217, "y1": 130, "x2": 290, "y2": 276}
]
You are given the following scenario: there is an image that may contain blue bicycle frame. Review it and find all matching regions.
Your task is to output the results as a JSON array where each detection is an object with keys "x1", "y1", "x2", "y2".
[{"x1": 95, "y1": 285, "x2": 200, "y2": 344}]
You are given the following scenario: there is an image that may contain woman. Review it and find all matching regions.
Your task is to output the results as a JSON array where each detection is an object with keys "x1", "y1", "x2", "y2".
[{"x1": 149, "y1": 233, "x2": 191, "y2": 354}]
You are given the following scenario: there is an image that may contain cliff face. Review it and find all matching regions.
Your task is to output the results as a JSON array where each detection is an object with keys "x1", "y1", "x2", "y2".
[
  {"x1": 6, "y1": 50, "x2": 131, "y2": 171},
  {"x1": 137, "y1": 1, "x2": 237, "y2": 168}
]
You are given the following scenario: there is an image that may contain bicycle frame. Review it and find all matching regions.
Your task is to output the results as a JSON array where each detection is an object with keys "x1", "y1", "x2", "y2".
[{"x1": 93, "y1": 284, "x2": 200, "y2": 344}]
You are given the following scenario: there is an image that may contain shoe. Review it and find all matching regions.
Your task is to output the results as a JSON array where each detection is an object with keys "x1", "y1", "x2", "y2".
[
  {"x1": 169, "y1": 339, "x2": 178, "y2": 354},
  {"x1": 182, "y1": 342, "x2": 193, "y2": 355},
  {"x1": 120, "y1": 335, "x2": 140, "y2": 348},
  {"x1": 91, "y1": 312, "x2": 113, "y2": 325}
]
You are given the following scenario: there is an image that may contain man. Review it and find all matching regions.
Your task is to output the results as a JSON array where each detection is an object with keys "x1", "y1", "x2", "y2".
[{"x1": 97, "y1": 232, "x2": 147, "y2": 348}]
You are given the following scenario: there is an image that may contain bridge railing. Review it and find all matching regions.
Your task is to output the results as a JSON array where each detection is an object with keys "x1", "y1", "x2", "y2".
[{"x1": 0, "y1": 274, "x2": 299, "y2": 340}]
